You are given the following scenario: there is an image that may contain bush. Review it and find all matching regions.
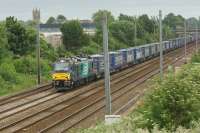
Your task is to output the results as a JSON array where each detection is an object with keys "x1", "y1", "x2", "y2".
[
  {"x1": 0, "y1": 62, "x2": 19, "y2": 83},
  {"x1": 41, "y1": 59, "x2": 52, "y2": 78},
  {"x1": 109, "y1": 35, "x2": 128, "y2": 51},
  {"x1": 0, "y1": 76, "x2": 11, "y2": 95},
  {"x1": 191, "y1": 50, "x2": 200, "y2": 63},
  {"x1": 14, "y1": 56, "x2": 36, "y2": 74},
  {"x1": 139, "y1": 67, "x2": 200, "y2": 131},
  {"x1": 40, "y1": 38, "x2": 58, "y2": 61},
  {"x1": 56, "y1": 45, "x2": 74, "y2": 58},
  {"x1": 80, "y1": 41, "x2": 101, "y2": 55},
  {"x1": 14, "y1": 56, "x2": 52, "y2": 78}
]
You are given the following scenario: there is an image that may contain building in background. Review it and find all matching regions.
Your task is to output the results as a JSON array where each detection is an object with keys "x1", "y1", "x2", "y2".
[
  {"x1": 80, "y1": 20, "x2": 96, "y2": 35},
  {"x1": 40, "y1": 20, "x2": 95, "y2": 47},
  {"x1": 40, "y1": 24, "x2": 62, "y2": 47}
]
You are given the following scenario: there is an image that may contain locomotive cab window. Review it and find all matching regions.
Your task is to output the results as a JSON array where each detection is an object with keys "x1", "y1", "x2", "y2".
[{"x1": 54, "y1": 62, "x2": 70, "y2": 72}]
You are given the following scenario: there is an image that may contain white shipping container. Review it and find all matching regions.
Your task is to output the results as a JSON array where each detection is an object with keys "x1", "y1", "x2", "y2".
[
  {"x1": 115, "y1": 53, "x2": 123, "y2": 66},
  {"x1": 127, "y1": 50, "x2": 134, "y2": 63},
  {"x1": 136, "y1": 49, "x2": 142, "y2": 60},
  {"x1": 151, "y1": 45, "x2": 156, "y2": 55}
]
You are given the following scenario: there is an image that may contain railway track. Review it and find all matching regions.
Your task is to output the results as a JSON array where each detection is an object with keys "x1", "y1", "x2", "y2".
[
  {"x1": 0, "y1": 48, "x2": 160, "y2": 109},
  {"x1": 0, "y1": 84, "x2": 52, "y2": 106},
  {"x1": 40, "y1": 46, "x2": 192, "y2": 133},
  {"x1": 0, "y1": 54, "x2": 160, "y2": 119},
  {"x1": 0, "y1": 42, "x2": 196, "y2": 133},
  {"x1": 57, "y1": 45, "x2": 196, "y2": 133},
  {"x1": 0, "y1": 57, "x2": 166, "y2": 132}
]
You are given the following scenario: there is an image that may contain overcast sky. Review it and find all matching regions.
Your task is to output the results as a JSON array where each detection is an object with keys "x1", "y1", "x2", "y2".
[{"x1": 0, "y1": 0, "x2": 199, "y2": 22}]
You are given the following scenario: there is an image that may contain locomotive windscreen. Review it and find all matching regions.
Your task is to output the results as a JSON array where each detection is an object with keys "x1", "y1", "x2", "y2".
[{"x1": 54, "y1": 63, "x2": 70, "y2": 71}]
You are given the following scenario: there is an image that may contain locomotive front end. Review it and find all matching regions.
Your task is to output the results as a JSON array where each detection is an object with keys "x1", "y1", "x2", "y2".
[{"x1": 52, "y1": 60, "x2": 72, "y2": 91}]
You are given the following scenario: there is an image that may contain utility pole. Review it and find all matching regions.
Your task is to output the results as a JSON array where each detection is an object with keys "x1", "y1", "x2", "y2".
[
  {"x1": 33, "y1": 8, "x2": 41, "y2": 85},
  {"x1": 159, "y1": 10, "x2": 163, "y2": 80},
  {"x1": 198, "y1": 17, "x2": 200, "y2": 50},
  {"x1": 196, "y1": 21, "x2": 198, "y2": 53},
  {"x1": 102, "y1": 13, "x2": 112, "y2": 115},
  {"x1": 134, "y1": 16, "x2": 137, "y2": 46},
  {"x1": 184, "y1": 21, "x2": 187, "y2": 63}
]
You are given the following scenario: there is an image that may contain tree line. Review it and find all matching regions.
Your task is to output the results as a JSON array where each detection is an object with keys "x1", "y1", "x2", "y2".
[
  {"x1": 55, "y1": 10, "x2": 200, "y2": 56},
  {"x1": 0, "y1": 16, "x2": 58, "y2": 95}
]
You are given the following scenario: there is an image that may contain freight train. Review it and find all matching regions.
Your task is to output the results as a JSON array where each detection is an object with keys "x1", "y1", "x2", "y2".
[{"x1": 52, "y1": 36, "x2": 196, "y2": 91}]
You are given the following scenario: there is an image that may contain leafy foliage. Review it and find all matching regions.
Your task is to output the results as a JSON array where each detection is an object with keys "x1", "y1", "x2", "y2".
[
  {"x1": 46, "y1": 16, "x2": 56, "y2": 24},
  {"x1": 191, "y1": 50, "x2": 200, "y2": 63},
  {"x1": 139, "y1": 63, "x2": 200, "y2": 131},
  {"x1": 80, "y1": 40, "x2": 101, "y2": 55},
  {"x1": 40, "y1": 38, "x2": 58, "y2": 61},
  {"x1": 118, "y1": 13, "x2": 136, "y2": 21},
  {"x1": 46, "y1": 15, "x2": 66, "y2": 24},
  {"x1": 0, "y1": 23, "x2": 9, "y2": 62},
  {"x1": 0, "y1": 18, "x2": 53, "y2": 96},
  {"x1": 163, "y1": 13, "x2": 185, "y2": 30},
  {"x1": 5, "y1": 17, "x2": 36, "y2": 55},
  {"x1": 138, "y1": 15, "x2": 155, "y2": 33},
  {"x1": 0, "y1": 61, "x2": 19, "y2": 83},
  {"x1": 60, "y1": 20, "x2": 90, "y2": 54},
  {"x1": 92, "y1": 10, "x2": 115, "y2": 30},
  {"x1": 78, "y1": 109, "x2": 200, "y2": 133},
  {"x1": 14, "y1": 56, "x2": 36, "y2": 74},
  {"x1": 56, "y1": 15, "x2": 67, "y2": 24},
  {"x1": 110, "y1": 20, "x2": 136, "y2": 46}
]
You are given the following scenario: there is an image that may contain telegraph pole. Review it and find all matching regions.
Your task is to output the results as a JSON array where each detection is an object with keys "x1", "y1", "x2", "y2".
[
  {"x1": 102, "y1": 13, "x2": 112, "y2": 115},
  {"x1": 196, "y1": 19, "x2": 199, "y2": 53},
  {"x1": 198, "y1": 16, "x2": 200, "y2": 50},
  {"x1": 159, "y1": 10, "x2": 163, "y2": 80},
  {"x1": 33, "y1": 8, "x2": 41, "y2": 85},
  {"x1": 184, "y1": 21, "x2": 187, "y2": 63},
  {"x1": 196, "y1": 20, "x2": 198, "y2": 53},
  {"x1": 134, "y1": 17, "x2": 137, "y2": 45}
]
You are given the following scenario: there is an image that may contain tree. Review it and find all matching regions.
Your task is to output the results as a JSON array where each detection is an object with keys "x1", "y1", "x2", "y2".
[
  {"x1": 163, "y1": 13, "x2": 185, "y2": 30},
  {"x1": 138, "y1": 15, "x2": 154, "y2": 33},
  {"x1": 92, "y1": 10, "x2": 114, "y2": 30},
  {"x1": 110, "y1": 20, "x2": 136, "y2": 46},
  {"x1": 92, "y1": 10, "x2": 115, "y2": 51},
  {"x1": 0, "y1": 23, "x2": 8, "y2": 49},
  {"x1": 60, "y1": 20, "x2": 89, "y2": 53},
  {"x1": 163, "y1": 25, "x2": 176, "y2": 40},
  {"x1": 5, "y1": 17, "x2": 36, "y2": 56},
  {"x1": 56, "y1": 15, "x2": 66, "y2": 24},
  {"x1": 140, "y1": 67, "x2": 200, "y2": 131},
  {"x1": 118, "y1": 13, "x2": 135, "y2": 21},
  {"x1": 0, "y1": 22, "x2": 9, "y2": 61},
  {"x1": 0, "y1": 61, "x2": 18, "y2": 83},
  {"x1": 46, "y1": 17, "x2": 56, "y2": 24},
  {"x1": 40, "y1": 37, "x2": 58, "y2": 61},
  {"x1": 187, "y1": 17, "x2": 198, "y2": 29}
]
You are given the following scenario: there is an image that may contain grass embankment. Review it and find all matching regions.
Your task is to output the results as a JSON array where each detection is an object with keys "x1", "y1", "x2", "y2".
[
  {"x1": 0, "y1": 57, "x2": 51, "y2": 96},
  {"x1": 0, "y1": 74, "x2": 36, "y2": 96},
  {"x1": 0, "y1": 74, "x2": 49, "y2": 96},
  {"x1": 77, "y1": 51, "x2": 200, "y2": 133}
]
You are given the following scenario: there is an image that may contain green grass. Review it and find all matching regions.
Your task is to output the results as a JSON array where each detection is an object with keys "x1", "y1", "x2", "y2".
[
  {"x1": 0, "y1": 74, "x2": 36, "y2": 96},
  {"x1": 0, "y1": 74, "x2": 50, "y2": 97}
]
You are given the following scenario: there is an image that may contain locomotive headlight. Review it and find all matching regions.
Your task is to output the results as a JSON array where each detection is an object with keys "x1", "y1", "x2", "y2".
[
  {"x1": 52, "y1": 74, "x2": 57, "y2": 80},
  {"x1": 66, "y1": 73, "x2": 71, "y2": 80}
]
